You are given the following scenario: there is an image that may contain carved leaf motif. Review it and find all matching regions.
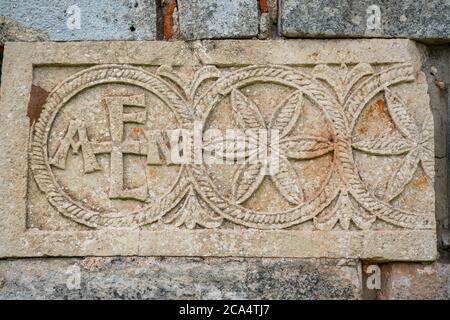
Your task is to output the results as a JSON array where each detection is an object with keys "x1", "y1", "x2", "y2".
[
  {"x1": 420, "y1": 113, "x2": 434, "y2": 144},
  {"x1": 313, "y1": 64, "x2": 344, "y2": 103},
  {"x1": 313, "y1": 207, "x2": 340, "y2": 231},
  {"x1": 162, "y1": 189, "x2": 223, "y2": 229},
  {"x1": 188, "y1": 66, "x2": 220, "y2": 101},
  {"x1": 232, "y1": 162, "x2": 266, "y2": 204},
  {"x1": 231, "y1": 89, "x2": 266, "y2": 130},
  {"x1": 314, "y1": 192, "x2": 375, "y2": 230},
  {"x1": 419, "y1": 114, "x2": 434, "y2": 181},
  {"x1": 314, "y1": 192, "x2": 350, "y2": 230},
  {"x1": 385, "y1": 88, "x2": 419, "y2": 139},
  {"x1": 269, "y1": 91, "x2": 304, "y2": 137},
  {"x1": 352, "y1": 133, "x2": 414, "y2": 155},
  {"x1": 156, "y1": 65, "x2": 188, "y2": 96},
  {"x1": 157, "y1": 65, "x2": 220, "y2": 102},
  {"x1": 420, "y1": 148, "x2": 435, "y2": 181},
  {"x1": 270, "y1": 156, "x2": 303, "y2": 205},
  {"x1": 384, "y1": 148, "x2": 420, "y2": 201},
  {"x1": 344, "y1": 63, "x2": 374, "y2": 90},
  {"x1": 282, "y1": 136, "x2": 333, "y2": 159},
  {"x1": 349, "y1": 206, "x2": 376, "y2": 230},
  {"x1": 313, "y1": 63, "x2": 373, "y2": 104}
]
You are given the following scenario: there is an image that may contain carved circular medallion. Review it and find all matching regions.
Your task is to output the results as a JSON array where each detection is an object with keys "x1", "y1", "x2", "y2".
[
  {"x1": 30, "y1": 65, "x2": 190, "y2": 228},
  {"x1": 190, "y1": 65, "x2": 338, "y2": 229}
]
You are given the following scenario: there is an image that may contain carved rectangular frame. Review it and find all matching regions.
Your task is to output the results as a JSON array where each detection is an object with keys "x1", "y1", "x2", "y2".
[{"x1": 0, "y1": 40, "x2": 437, "y2": 260}]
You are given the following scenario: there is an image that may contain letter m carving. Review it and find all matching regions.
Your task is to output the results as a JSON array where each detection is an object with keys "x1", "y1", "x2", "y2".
[{"x1": 50, "y1": 119, "x2": 99, "y2": 173}]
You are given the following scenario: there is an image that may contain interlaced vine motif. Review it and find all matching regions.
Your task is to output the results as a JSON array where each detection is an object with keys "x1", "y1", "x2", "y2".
[{"x1": 29, "y1": 63, "x2": 434, "y2": 230}]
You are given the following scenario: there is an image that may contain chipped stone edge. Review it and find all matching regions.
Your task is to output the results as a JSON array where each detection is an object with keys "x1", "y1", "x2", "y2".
[{"x1": 0, "y1": 40, "x2": 437, "y2": 261}]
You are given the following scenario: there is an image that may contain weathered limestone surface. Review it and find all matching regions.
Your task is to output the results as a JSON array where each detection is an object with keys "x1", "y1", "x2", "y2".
[
  {"x1": 0, "y1": 0, "x2": 157, "y2": 42},
  {"x1": 421, "y1": 45, "x2": 449, "y2": 247},
  {"x1": 281, "y1": 0, "x2": 450, "y2": 43},
  {"x1": 378, "y1": 260, "x2": 450, "y2": 299},
  {"x1": 0, "y1": 257, "x2": 362, "y2": 299},
  {"x1": 177, "y1": 0, "x2": 259, "y2": 40},
  {"x1": 0, "y1": 40, "x2": 437, "y2": 261}
]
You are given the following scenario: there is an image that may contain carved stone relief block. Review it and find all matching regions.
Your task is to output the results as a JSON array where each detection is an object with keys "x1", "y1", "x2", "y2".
[{"x1": 0, "y1": 40, "x2": 436, "y2": 260}]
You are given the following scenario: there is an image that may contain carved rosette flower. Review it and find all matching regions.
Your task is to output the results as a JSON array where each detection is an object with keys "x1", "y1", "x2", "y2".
[
  {"x1": 352, "y1": 88, "x2": 434, "y2": 201},
  {"x1": 204, "y1": 88, "x2": 334, "y2": 205}
]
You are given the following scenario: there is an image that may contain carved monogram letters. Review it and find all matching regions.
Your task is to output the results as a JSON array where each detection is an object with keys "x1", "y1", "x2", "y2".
[
  {"x1": 30, "y1": 62, "x2": 434, "y2": 231},
  {"x1": 49, "y1": 94, "x2": 183, "y2": 201}
]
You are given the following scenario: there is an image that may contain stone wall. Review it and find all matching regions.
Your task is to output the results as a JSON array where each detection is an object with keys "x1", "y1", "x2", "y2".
[{"x1": 0, "y1": 0, "x2": 449, "y2": 299}]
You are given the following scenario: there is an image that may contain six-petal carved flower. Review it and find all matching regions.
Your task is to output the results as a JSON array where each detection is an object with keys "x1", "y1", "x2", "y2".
[
  {"x1": 352, "y1": 88, "x2": 434, "y2": 201},
  {"x1": 204, "y1": 89, "x2": 334, "y2": 205}
]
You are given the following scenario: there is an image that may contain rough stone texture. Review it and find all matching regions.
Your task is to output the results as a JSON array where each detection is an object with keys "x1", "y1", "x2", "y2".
[
  {"x1": 442, "y1": 230, "x2": 450, "y2": 255},
  {"x1": 421, "y1": 45, "x2": 449, "y2": 249},
  {"x1": 177, "y1": 0, "x2": 259, "y2": 40},
  {"x1": 0, "y1": 0, "x2": 157, "y2": 42},
  {"x1": 0, "y1": 45, "x2": 3, "y2": 82},
  {"x1": 378, "y1": 259, "x2": 450, "y2": 299},
  {"x1": 0, "y1": 40, "x2": 437, "y2": 261},
  {"x1": 0, "y1": 257, "x2": 362, "y2": 299},
  {"x1": 281, "y1": 0, "x2": 450, "y2": 43},
  {"x1": 267, "y1": 0, "x2": 278, "y2": 23},
  {"x1": 258, "y1": 12, "x2": 272, "y2": 39},
  {"x1": 448, "y1": 48, "x2": 450, "y2": 249}
]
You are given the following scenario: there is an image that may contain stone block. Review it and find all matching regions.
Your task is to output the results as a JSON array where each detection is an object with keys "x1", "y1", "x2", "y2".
[
  {"x1": 177, "y1": 0, "x2": 259, "y2": 40},
  {"x1": 0, "y1": 40, "x2": 437, "y2": 260},
  {"x1": 0, "y1": 257, "x2": 362, "y2": 299},
  {"x1": 280, "y1": 0, "x2": 450, "y2": 43},
  {"x1": 0, "y1": 0, "x2": 157, "y2": 42},
  {"x1": 378, "y1": 260, "x2": 450, "y2": 299}
]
